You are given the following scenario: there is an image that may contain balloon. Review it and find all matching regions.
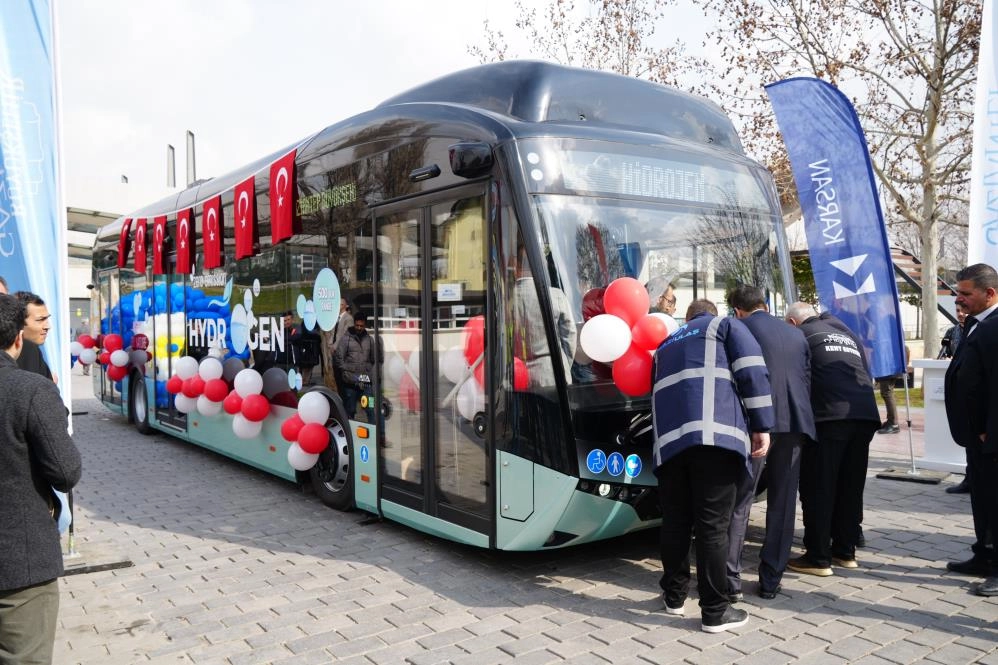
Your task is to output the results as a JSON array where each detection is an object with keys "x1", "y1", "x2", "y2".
[
  {"x1": 579, "y1": 314, "x2": 632, "y2": 363},
  {"x1": 107, "y1": 364, "x2": 128, "y2": 381},
  {"x1": 581, "y1": 287, "x2": 606, "y2": 321},
  {"x1": 175, "y1": 355, "x2": 199, "y2": 380},
  {"x1": 407, "y1": 350, "x2": 421, "y2": 380},
  {"x1": 463, "y1": 316, "x2": 485, "y2": 366},
  {"x1": 649, "y1": 312, "x2": 680, "y2": 337},
  {"x1": 400, "y1": 371, "x2": 420, "y2": 412},
  {"x1": 223, "y1": 390, "x2": 243, "y2": 415},
  {"x1": 240, "y1": 394, "x2": 271, "y2": 422},
  {"x1": 166, "y1": 375, "x2": 184, "y2": 394},
  {"x1": 69, "y1": 341, "x2": 84, "y2": 357},
  {"x1": 79, "y1": 348, "x2": 97, "y2": 364},
  {"x1": 203, "y1": 378, "x2": 229, "y2": 402},
  {"x1": 281, "y1": 413, "x2": 305, "y2": 442},
  {"x1": 287, "y1": 442, "x2": 320, "y2": 471},
  {"x1": 612, "y1": 344, "x2": 654, "y2": 397},
  {"x1": 98, "y1": 351, "x2": 111, "y2": 366},
  {"x1": 473, "y1": 361, "x2": 484, "y2": 388},
  {"x1": 129, "y1": 349, "x2": 149, "y2": 366},
  {"x1": 603, "y1": 277, "x2": 649, "y2": 327},
  {"x1": 131, "y1": 333, "x2": 149, "y2": 350},
  {"x1": 197, "y1": 395, "x2": 223, "y2": 416},
  {"x1": 181, "y1": 376, "x2": 205, "y2": 398},
  {"x1": 262, "y1": 367, "x2": 289, "y2": 399},
  {"x1": 631, "y1": 314, "x2": 669, "y2": 352},
  {"x1": 173, "y1": 393, "x2": 197, "y2": 414},
  {"x1": 457, "y1": 378, "x2": 485, "y2": 421},
  {"x1": 77, "y1": 334, "x2": 95, "y2": 349},
  {"x1": 297, "y1": 392, "x2": 330, "y2": 424},
  {"x1": 385, "y1": 354, "x2": 405, "y2": 386},
  {"x1": 198, "y1": 357, "x2": 224, "y2": 381},
  {"x1": 110, "y1": 349, "x2": 129, "y2": 367},
  {"x1": 513, "y1": 357, "x2": 529, "y2": 390},
  {"x1": 234, "y1": 368, "x2": 263, "y2": 397},
  {"x1": 441, "y1": 348, "x2": 467, "y2": 384},
  {"x1": 222, "y1": 357, "x2": 244, "y2": 383},
  {"x1": 297, "y1": 422, "x2": 330, "y2": 454},
  {"x1": 232, "y1": 413, "x2": 262, "y2": 439},
  {"x1": 103, "y1": 333, "x2": 124, "y2": 352}
]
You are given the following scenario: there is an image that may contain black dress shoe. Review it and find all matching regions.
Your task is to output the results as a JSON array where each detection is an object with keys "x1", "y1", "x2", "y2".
[
  {"x1": 946, "y1": 557, "x2": 991, "y2": 576},
  {"x1": 758, "y1": 584, "x2": 781, "y2": 600},
  {"x1": 946, "y1": 478, "x2": 971, "y2": 494},
  {"x1": 974, "y1": 576, "x2": 998, "y2": 597}
]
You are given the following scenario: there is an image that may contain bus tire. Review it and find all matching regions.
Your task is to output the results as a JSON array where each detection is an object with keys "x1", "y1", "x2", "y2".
[
  {"x1": 130, "y1": 372, "x2": 153, "y2": 435},
  {"x1": 304, "y1": 388, "x2": 354, "y2": 511}
]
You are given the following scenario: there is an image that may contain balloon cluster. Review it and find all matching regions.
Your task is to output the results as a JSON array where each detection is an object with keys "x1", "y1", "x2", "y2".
[
  {"x1": 578, "y1": 277, "x2": 678, "y2": 396},
  {"x1": 97, "y1": 333, "x2": 130, "y2": 382},
  {"x1": 70, "y1": 335, "x2": 98, "y2": 367},
  {"x1": 280, "y1": 392, "x2": 331, "y2": 471}
]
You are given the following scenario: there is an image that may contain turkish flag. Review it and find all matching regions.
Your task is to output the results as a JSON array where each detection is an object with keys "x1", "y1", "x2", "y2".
[
  {"x1": 152, "y1": 216, "x2": 167, "y2": 275},
  {"x1": 117, "y1": 218, "x2": 133, "y2": 268},
  {"x1": 270, "y1": 149, "x2": 298, "y2": 244},
  {"x1": 133, "y1": 218, "x2": 147, "y2": 273},
  {"x1": 234, "y1": 175, "x2": 257, "y2": 259},
  {"x1": 176, "y1": 208, "x2": 193, "y2": 275},
  {"x1": 202, "y1": 195, "x2": 223, "y2": 269}
]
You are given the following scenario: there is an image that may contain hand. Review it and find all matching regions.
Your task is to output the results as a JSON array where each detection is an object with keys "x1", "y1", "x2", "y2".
[{"x1": 750, "y1": 432, "x2": 770, "y2": 458}]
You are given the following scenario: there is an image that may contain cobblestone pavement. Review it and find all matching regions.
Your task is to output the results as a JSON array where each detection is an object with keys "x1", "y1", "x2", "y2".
[{"x1": 55, "y1": 371, "x2": 996, "y2": 664}]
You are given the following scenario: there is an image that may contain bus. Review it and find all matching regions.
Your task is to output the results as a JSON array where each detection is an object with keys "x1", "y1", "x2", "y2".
[{"x1": 91, "y1": 61, "x2": 794, "y2": 551}]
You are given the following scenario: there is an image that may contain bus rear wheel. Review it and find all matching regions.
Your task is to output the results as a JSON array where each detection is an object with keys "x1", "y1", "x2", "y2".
[
  {"x1": 305, "y1": 390, "x2": 354, "y2": 511},
  {"x1": 130, "y1": 373, "x2": 152, "y2": 435}
]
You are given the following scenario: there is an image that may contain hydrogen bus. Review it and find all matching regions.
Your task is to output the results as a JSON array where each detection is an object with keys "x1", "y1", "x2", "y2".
[{"x1": 91, "y1": 61, "x2": 794, "y2": 550}]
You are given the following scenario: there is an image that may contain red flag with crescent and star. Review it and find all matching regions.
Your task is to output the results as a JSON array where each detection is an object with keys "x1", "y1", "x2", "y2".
[
  {"x1": 152, "y1": 215, "x2": 167, "y2": 275},
  {"x1": 202, "y1": 195, "x2": 223, "y2": 269},
  {"x1": 116, "y1": 218, "x2": 133, "y2": 268},
  {"x1": 269, "y1": 149, "x2": 298, "y2": 244},
  {"x1": 234, "y1": 175, "x2": 257, "y2": 259},
  {"x1": 176, "y1": 208, "x2": 193, "y2": 275},
  {"x1": 133, "y1": 218, "x2": 147, "y2": 273}
]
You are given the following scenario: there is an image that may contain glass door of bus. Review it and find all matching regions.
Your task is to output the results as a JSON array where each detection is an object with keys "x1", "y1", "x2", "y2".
[{"x1": 375, "y1": 187, "x2": 491, "y2": 535}]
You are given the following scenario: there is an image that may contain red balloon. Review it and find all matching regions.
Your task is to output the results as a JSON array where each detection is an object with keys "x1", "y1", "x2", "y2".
[
  {"x1": 297, "y1": 422, "x2": 330, "y2": 454},
  {"x1": 103, "y1": 333, "x2": 124, "y2": 352},
  {"x1": 513, "y1": 357, "x2": 529, "y2": 390},
  {"x1": 631, "y1": 314, "x2": 668, "y2": 352},
  {"x1": 203, "y1": 378, "x2": 229, "y2": 402},
  {"x1": 400, "y1": 371, "x2": 420, "y2": 412},
  {"x1": 463, "y1": 316, "x2": 485, "y2": 366},
  {"x1": 107, "y1": 364, "x2": 128, "y2": 381},
  {"x1": 77, "y1": 334, "x2": 95, "y2": 349},
  {"x1": 223, "y1": 390, "x2": 243, "y2": 415},
  {"x1": 582, "y1": 287, "x2": 606, "y2": 322},
  {"x1": 280, "y1": 413, "x2": 305, "y2": 442},
  {"x1": 99, "y1": 351, "x2": 111, "y2": 366},
  {"x1": 612, "y1": 343, "x2": 653, "y2": 397},
  {"x1": 131, "y1": 333, "x2": 149, "y2": 351},
  {"x1": 181, "y1": 376, "x2": 205, "y2": 398},
  {"x1": 240, "y1": 394, "x2": 270, "y2": 422},
  {"x1": 166, "y1": 375, "x2": 184, "y2": 394},
  {"x1": 603, "y1": 277, "x2": 649, "y2": 327}
]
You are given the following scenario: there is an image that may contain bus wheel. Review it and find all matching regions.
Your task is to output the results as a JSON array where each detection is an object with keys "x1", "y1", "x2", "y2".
[
  {"x1": 305, "y1": 389, "x2": 354, "y2": 511},
  {"x1": 130, "y1": 373, "x2": 152, "y2": 435},
  {"x1": 473, "y1": 412, "x2": 487, "y2": 438}
]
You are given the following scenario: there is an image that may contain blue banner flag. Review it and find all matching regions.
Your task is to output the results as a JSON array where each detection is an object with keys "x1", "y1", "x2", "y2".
[
  {"x1": 766, "y1": 77, "x2": 905, "y2": 379},
  {"x1": 0, "y1": 0, "x2": 69, "y2": 398}
]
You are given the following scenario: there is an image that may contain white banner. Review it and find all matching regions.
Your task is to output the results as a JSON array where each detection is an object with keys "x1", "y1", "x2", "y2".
[{"x1": 968, "y1": 0, "x2": 998, "y2": 266}]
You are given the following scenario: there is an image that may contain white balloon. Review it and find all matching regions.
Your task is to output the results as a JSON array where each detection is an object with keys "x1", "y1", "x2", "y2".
[
  {"x1": 456, "y1": 378, "x2": 485, "y2": 421},
  {"x1": 407, "y1": 350, "x2": 420, "y2": 380},
  {"x1": 298, "y1": 392, "x2": 330, "y2": 424},
  {"x1": 222, "y1": 357, "x2": 244, "y2": 382},
  {"x1": 70, "y1": 341, "x2": 84, "y2": 356},
  {"x1": 109, "y1": 349, "x2": 129, "y2": 367},
  {"x1": 650, "y1": 312, "x2": 680, "y2": 336},
  {"x1": 579, "y1": 314, "x2": 633, "y2": 363},
  {"x1": 441, "y1": 347, "x2": 467, "y2": 384},
  {"x1": 175, "y1": 355, "x2": 199, "y2": 380},
  {"x1": 262, "y1": 367, "x2": 289, "y2": 399},
  {"x1": 234, "y1": 368, "x2": 264, "y2": 398},
  {"x1": 384, "y1": 354, "x2": 405, "y2": 386},
  {"x1": 198, "y1": 357, "x2": 224, "y2": 381},
  {"x1": 232, "y1": 413, "x2": 263, "y2": 439},
  {"x1": 173, "y1": 393, "x2": 197, "y2": 414},
  {"x1": 287, "y1": 442, "x2": 320, "y2": 471},
  {"x1": 79, "y1": 348, "x2": 97, "y2": 364},
  {"x1": 197, "y1": 394, "x2": 223, "y2": 416}
]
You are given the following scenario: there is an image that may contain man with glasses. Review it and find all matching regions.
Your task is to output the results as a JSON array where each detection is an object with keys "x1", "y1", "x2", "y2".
[{"x1": 649, "y1": 280, "x2": 678, "y2": 317}]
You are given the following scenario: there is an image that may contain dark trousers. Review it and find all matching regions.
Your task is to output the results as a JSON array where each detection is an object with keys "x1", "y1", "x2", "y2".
[
  {"x1": 0, "y1": 579, "x2": 59, "y2": 665},
  {"x1": 967, "y1": 445, "x2": 998, "y2": 568},
  {"x1": 657, "y1": 446, "x2": 742, "y2": 622},
  {"x1": 800, "y1": 419, "x2": 876, "y2": 566},
  {"x1": 878, "y1": 378, "x2": 897, "y2": 426},
  {"x1": 727, "y1": 432, "x2": 804, "y2": 593}
]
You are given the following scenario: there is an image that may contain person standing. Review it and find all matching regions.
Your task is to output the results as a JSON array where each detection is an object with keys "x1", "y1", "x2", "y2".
[
  {"x1": 725, "y1": 286, "x2": 815, "y2": 601},
  {"x1": 784, "y1": 302, "x2": 880, "y2": 576},
  {"x1": 12, "y1": 291, "x2": 54, "y2": 384},
  {"x1": 0, "y1": 293, "x2": 82, "y2": 664},
  {"x1": 944, "y1": 263, "x2": 998, "y2": 582},
  {"x1": 330, "y1": 299, "x2": 353, "y2": 388},
  {"x1": 652, "y1": 299, "x2": 773, "y2": 633},
  {"x1": 334, "y1": 310, "x2": 382, "y2": 423},
  {"x1": 941, "y1": 306, "x2": 970, "y2": 494}
]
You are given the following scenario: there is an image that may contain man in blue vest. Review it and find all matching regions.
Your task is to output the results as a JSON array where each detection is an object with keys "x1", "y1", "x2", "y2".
[{"x1": 652, "y1": 299, "x2": 774, "y2": 633}]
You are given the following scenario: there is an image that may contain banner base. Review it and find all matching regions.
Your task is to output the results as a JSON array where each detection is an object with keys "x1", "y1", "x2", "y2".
[{"x1": 875, "y1": 467, "x2": 948, "y2": 484}]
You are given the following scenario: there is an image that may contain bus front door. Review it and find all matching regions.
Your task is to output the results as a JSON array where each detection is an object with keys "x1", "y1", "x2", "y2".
[{"x1": 375, "y1": 188, "x2": 492, "y2": 540}]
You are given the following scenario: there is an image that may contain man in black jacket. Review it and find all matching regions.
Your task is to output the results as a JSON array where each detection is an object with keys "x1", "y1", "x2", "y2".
[
  {"x1": 725, "y1": 286, "x2": 816, "y2": 600},
  {"x1": 13, "y1": 291, "x2": 54, "y2": 383},
  {"x1": 944, "y1": 263, "x2": 998, "y2": 589},
  {"x1": 0, "y1": 294, "x2": 82, "y2": 664}
]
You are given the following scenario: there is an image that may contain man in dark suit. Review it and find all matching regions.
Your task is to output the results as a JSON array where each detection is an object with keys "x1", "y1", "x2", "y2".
[
  {"x1": 944, "y1": 263, "x2": 998, "y2": 590},
  {"x1": 0, "y1": 294, "x2": 81, "y2": 664},
  {"x1": 725, "y1": 286, "x2": 816, "y2": 600}
]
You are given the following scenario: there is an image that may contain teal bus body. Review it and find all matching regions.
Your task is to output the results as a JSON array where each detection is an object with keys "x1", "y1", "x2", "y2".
[{"x1": 91, "y1": 61, "x2": 794, "y2": 551}]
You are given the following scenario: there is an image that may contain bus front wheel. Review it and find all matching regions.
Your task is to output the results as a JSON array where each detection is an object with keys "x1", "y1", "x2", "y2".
[
  {"x1": 305, "y1": 389, "x2": 354, "y2": 511},
  {"x1": 130, "y1": 372, "x2": 152, "y2": 435}
]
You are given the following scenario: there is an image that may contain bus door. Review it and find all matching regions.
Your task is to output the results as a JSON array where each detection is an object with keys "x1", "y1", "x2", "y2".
[
  {"x1": 374, "y1": 187, "x2": 491, "y2": 536},
  {"x1": 153, "y1": 269, "x2": 187, "y2": 430},
  {"x1": 96, "y1": 271, "x2": 121, "y2": 406}
]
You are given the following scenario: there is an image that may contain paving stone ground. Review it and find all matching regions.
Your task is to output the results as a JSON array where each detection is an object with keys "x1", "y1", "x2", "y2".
[{"x1": 54, "y1": 369, "x2": 996, "y2": 664}]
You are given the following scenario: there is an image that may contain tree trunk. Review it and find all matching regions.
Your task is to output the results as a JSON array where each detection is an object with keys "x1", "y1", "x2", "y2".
[{"x1": 920, "y1": 201, "x2": 939, "y2": 362}]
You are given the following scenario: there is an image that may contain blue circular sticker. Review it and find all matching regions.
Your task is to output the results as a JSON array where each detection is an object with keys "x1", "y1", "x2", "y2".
[
  {"x1": 313, "y1": 267, "x2": 341, "y2": 332},
  {"x1": 607, "y1": 452, "x2": 625, "y2": 477},
  {"x1": 586, "y1": 449, "x2": 607, "y2": 474},
  {"x1": 625, "y1": 454, "x2": 642, "y2": 478}
]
